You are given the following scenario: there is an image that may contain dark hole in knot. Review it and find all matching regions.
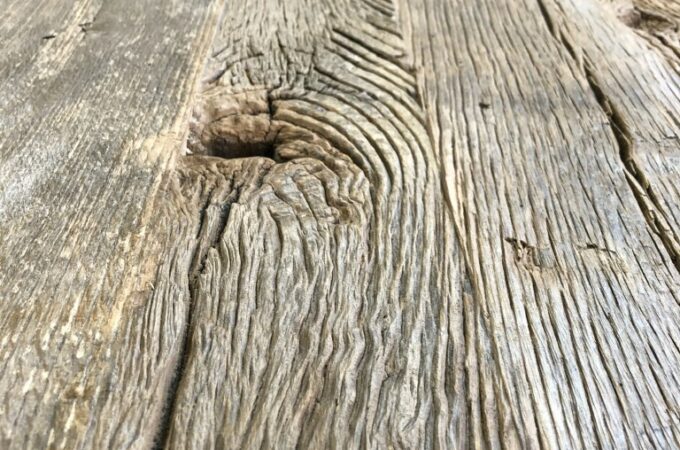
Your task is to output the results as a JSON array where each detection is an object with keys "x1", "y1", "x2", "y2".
[
  {"x1": 187, "y1": 113, "x2": 279, "y2": 161},
  {"x1": 203, "y1": 131, "x2": 276, "y2": 160}
]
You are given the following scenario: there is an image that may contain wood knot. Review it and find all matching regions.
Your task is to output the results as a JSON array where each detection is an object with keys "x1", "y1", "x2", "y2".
[
  {"x1": 184, "y1": 87, "x2": 357, "y2": 170},
  {"x1": 187, "y1": 88, "x2": 278, "y2": 160}
]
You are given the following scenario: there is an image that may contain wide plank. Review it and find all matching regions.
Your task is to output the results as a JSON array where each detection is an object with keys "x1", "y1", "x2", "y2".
[
  {"x1": 406, "y1": 0, "x2": 680, "y2": 447},
  {"x1": 158, "y1": 0, "x2": 461, "y2": 447}
]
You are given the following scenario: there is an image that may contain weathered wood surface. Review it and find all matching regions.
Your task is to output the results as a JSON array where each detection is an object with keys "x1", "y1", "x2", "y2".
[
  {"x1": 409, "y1": 0, "x2": 680, "y2": 448},
  {"x1": 0, "y1": 0, "x2": 678, "y2": 448}
]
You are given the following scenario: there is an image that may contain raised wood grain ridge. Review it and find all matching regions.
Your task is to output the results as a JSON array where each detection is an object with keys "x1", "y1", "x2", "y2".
[{"x1": 0, "y1": 0, "x2": 678, "y2": 448}]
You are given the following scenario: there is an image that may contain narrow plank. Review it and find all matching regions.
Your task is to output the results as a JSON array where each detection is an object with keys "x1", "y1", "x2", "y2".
[
  {"x1": 0, "y1": 0, "x2": 224, "y2": 447},
  {"x1": 405, "y1": 0, "x2": 680, "y2": 448}
]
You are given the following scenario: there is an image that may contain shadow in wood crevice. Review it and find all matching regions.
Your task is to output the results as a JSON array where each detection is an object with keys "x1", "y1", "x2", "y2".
[
  {"x1": 618, "y1": 6, "x2": 676, "y2": 33},
  {"x1": 197, "y1": 132, "x2": 277, "y2": 160},
  {"x1": 186, "y1": 89, "x2": 281, "y2": 162}
]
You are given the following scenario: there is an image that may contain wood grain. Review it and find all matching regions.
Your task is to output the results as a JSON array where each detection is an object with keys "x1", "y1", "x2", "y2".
[
  {"x1": 0, "y1": 0, "x2": 678, "y2": 448},
  {"x1": 0, "y1": 0, "x2": 223, "y2": 447},
  {"x1": 160, "y1": 0, "x2": 458, "y2": 447},
  {"x1": 407, "y1": 0, "x2": 680, "y2": 447},
  {"x1": 543, "y1": 0, "x2": 680, "y2": 269}
]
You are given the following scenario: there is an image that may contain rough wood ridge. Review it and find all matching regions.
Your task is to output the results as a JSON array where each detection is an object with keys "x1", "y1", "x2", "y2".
[{"x1": 0, "y1": 0, "x2": 678, "y2": 449}]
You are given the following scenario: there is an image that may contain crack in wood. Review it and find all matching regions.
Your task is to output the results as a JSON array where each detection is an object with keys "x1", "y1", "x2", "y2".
[
  {"x1": 153, "y1": 184, "x2": 237, "y2": 450},
  {"x1": 536, "y1": 0, "x2": 680, "y2": 272},
  {"x1": 581, "y1": 61, "x2": 680, "y2": 272},
  {"x1": 154, "y1": 58, "x2": 278, "y2": 450}
]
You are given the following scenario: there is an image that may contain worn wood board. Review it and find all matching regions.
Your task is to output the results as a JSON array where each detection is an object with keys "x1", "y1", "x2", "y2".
[{"x1": 0, "y1": 0, "x2": 678, "y2": 448}]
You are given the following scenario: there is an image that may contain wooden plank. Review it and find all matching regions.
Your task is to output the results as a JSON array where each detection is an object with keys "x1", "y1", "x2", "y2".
[
  {"x1": 0, "y1": 0, "x2": 224, "y2": 447},
  {"x1": 406, "y1": 0, "x2": 680, "y2": 448},
  {"x1": 159, "y1": 0, "x2": 462, "y2": 447}
]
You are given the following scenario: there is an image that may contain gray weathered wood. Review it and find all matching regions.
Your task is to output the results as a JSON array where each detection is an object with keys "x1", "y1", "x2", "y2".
[
  {"x1": 0, "y1": 0, "x2": 678, "y2": 448},
  {"x1": 0, "y1": 0, "x2": 224, "y2": 447}
]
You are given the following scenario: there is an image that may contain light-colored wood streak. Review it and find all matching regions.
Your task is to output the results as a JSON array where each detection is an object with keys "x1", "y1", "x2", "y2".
[{"x1": 406, "y1": 0, "x2": 680, "y2": 447}]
